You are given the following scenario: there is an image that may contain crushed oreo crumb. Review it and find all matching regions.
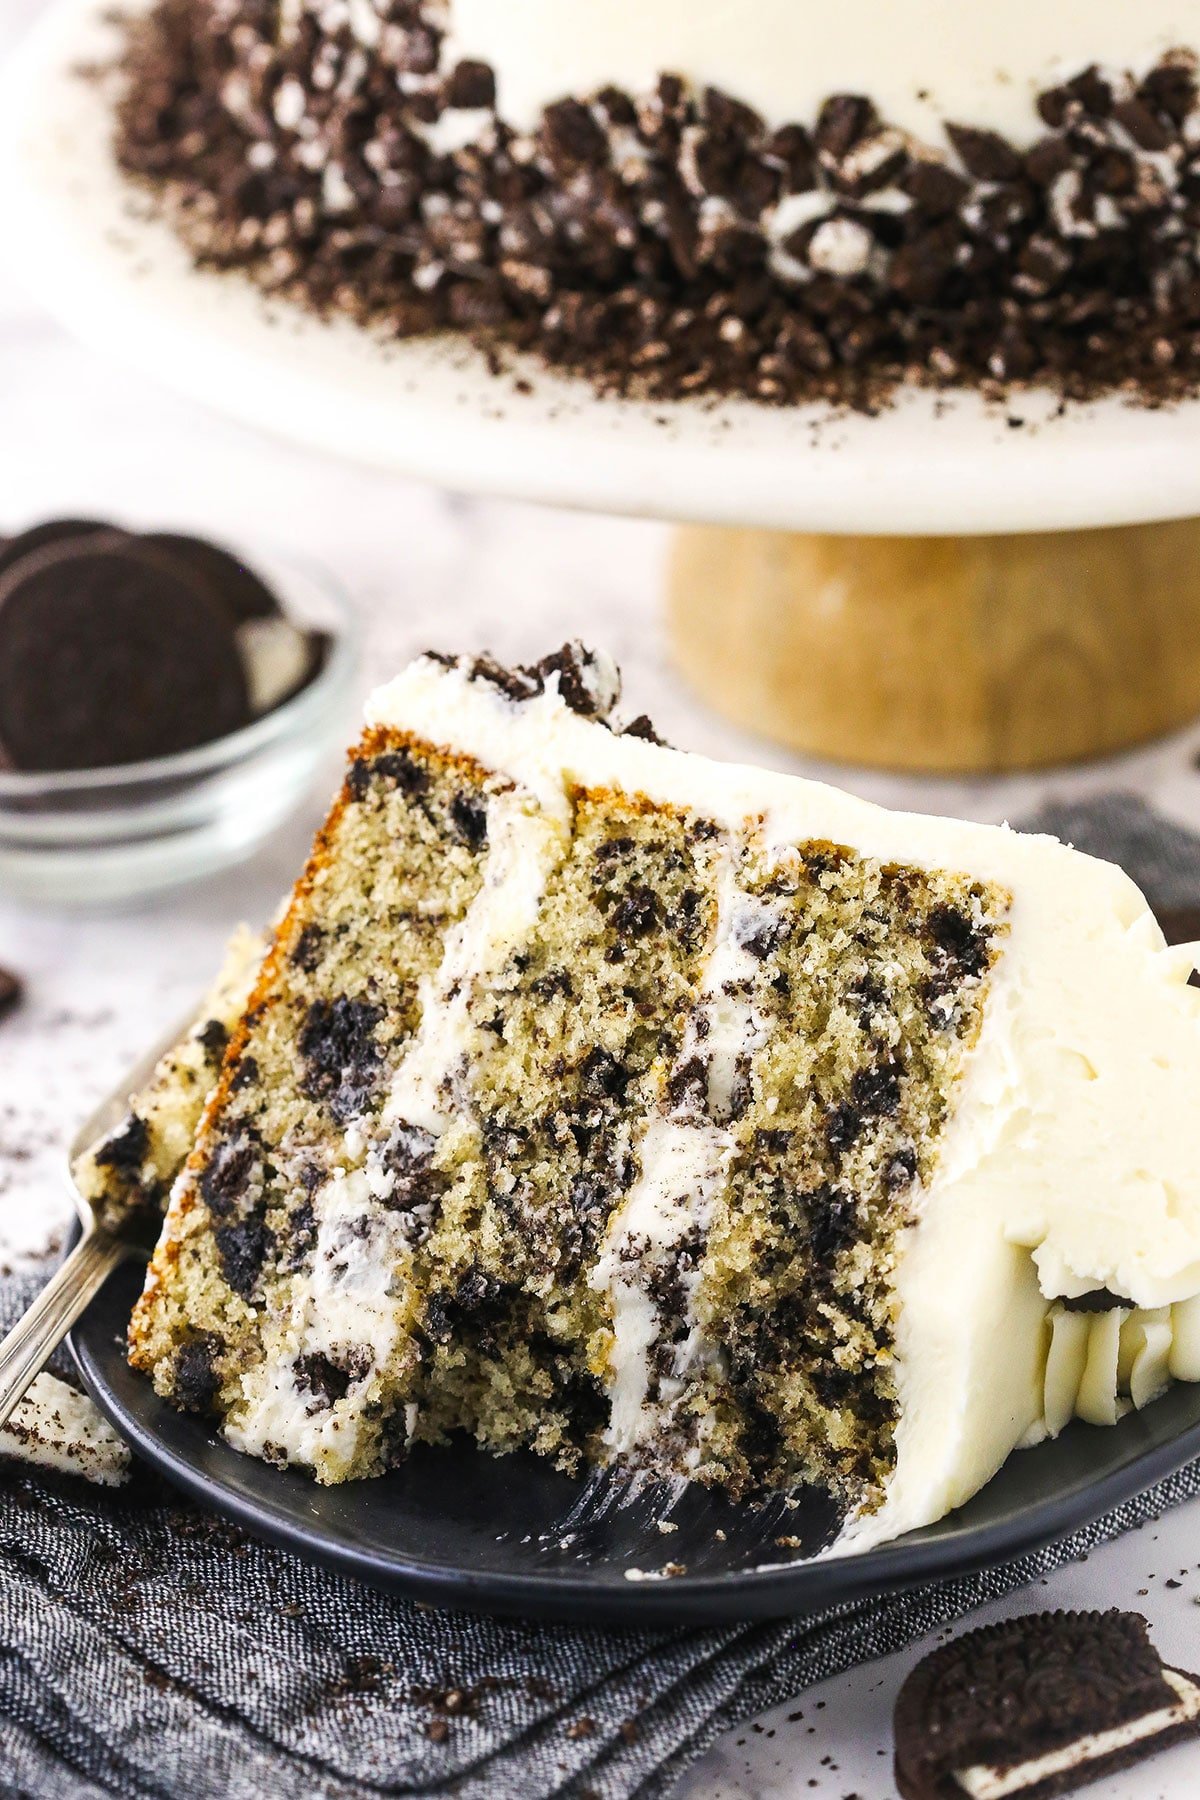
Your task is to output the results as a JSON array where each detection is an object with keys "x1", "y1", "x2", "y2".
[
  {"x1": 299, "y1": 995, "x2": 385, "y2": 1122},
  {"x1": 294, "y1": 1347, "x2": 370, "y2": 1406},
  {"x1": 112, "y1": 12, "x2": 1200, "y2": 411},
  {"x1": 1060, "y1": 1287, "x2": 1129, "y2": 1312},
  {"x1": 196, "y1": 1017, "x2": 229, "y2": 1060},
  {"x1": 449, "y1": 793, "x2": 488, "y2": 851},
  {"x1": 290, "y1": 922, "x2": 326, "y2": 973},
  {"x1": 93, "y1": 1112, "x2": 150, "y2": 1177},
  {"x1": 215, "y1": 1211, "x2": 275, "y2": 1298}
]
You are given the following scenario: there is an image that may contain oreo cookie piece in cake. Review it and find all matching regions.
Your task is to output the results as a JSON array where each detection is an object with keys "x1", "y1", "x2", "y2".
[
  {"x1": 122, "y1": 644, "x2": 1200, "y2": 1548},
  {"x1": 895, "y1": 1611, "x2": 1200, "y2": 1798}
]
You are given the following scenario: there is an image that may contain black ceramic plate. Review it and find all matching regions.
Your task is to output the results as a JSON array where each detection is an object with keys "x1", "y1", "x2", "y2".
[{"x1": 69, "y1": 1255, "x2": 1200, "y2": 1626}]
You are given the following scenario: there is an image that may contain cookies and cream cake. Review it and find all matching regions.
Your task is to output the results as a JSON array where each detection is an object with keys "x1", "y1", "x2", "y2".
[
  {"x1": 110, "y1": 0, "x2": 1200, "y2": 406},
  {"x1": 110, "y1": 644, "x2": 1200, "y2": 1551}
]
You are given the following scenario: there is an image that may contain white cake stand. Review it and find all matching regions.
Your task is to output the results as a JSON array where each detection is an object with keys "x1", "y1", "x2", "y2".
[{"x1": 7, "y1": 0, "x2": 1200, "y2": 770}]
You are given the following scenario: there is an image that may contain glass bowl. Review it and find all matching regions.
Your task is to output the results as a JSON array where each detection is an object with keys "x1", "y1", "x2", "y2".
[{"x1": 0, "y1": 552, "x2": 360, "y2": 906}]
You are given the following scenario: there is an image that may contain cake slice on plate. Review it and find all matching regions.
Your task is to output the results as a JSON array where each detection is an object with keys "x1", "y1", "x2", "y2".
[{"x1": 120, "y1": 645, "x2": 1200, "y2": 1550}]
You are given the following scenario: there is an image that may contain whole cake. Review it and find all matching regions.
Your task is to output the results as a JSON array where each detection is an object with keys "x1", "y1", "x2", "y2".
[
  {"x1": 108, "y1": 644, "x2": 1200, "y2": 1551},
  {"x1": 111, "y1": 0, "x2": 1200, "y2": 406}
]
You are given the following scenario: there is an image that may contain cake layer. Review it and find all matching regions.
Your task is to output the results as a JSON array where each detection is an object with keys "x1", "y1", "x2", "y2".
[
  {"x1": 442, "y1": 0, "x2": 1193, "y2": 147},
  {"x1": 125, "y1": 646, "x2": 1200, "y2": 1549}
]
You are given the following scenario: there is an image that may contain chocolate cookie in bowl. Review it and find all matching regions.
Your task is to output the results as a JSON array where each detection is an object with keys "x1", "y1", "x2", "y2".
[
  {"x1": 0, "y1": 532, "x2": 251, "y2": 773},
  {"x1": 0, "y1": 519, "x2": 356, "y2": 905},
  {"x1": 0, "y1": 518, "x2": 107, "y2": 576},
  {"x1": 0, "y1": 520, "x2": 328, "y2": 773},
  {"x1": 0, "y1": 965, "x2": 22, "y2": 1022}
]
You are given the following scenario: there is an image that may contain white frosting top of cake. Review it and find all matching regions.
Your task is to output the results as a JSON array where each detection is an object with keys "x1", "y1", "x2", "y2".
[
  {"x1": 441, "y1": 0, "x2": 1196, "y2": 147},
  {"x1": 367, "y1": 652, "x2": 1200, "y2": 1548}
]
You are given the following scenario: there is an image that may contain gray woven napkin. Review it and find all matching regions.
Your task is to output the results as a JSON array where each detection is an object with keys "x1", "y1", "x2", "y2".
[{"x1": 1, "y1": 790, "x2": 1198, "y2": 1800}]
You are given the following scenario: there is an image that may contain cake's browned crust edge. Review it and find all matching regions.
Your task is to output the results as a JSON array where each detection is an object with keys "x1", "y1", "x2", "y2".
[{"x1": 125, "y1": 722, "x2": 503, "y2": 1371}]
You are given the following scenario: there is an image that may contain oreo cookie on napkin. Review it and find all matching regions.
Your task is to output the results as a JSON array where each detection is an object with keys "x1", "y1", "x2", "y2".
[{"x1": 894, "y1": 1610, "x2": 1200, "y2": 1799}]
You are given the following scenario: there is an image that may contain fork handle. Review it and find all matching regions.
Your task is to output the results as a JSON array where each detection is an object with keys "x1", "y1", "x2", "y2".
[{"x1": 0, "y1": 1231, "x2": 129, "y2": 1432}]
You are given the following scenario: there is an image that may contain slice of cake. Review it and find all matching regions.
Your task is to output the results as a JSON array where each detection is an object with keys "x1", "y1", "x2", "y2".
[
  {"x1": 76, "y1": 926, "x2": 264, "y2": 1235},
  {"x1": 123, "y1": 645, "x2": 1200, "y2": 1549},
  {"x1": 110, "y1": 1, "x2": 1200, "y2": 407}
]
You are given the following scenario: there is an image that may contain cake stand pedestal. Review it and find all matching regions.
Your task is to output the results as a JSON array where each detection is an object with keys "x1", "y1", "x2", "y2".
[
  {"x1": 669, "y1": 519, "x2": 1200, "y2": 772},
  {"x1": 8, "y1": 0, "x2": 1200, "y2": 774}
]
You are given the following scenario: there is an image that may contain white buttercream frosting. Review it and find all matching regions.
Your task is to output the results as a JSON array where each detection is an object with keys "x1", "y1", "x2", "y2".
[
  {"x1": 0, "y1": 1371, "x2": 131, "y2": 1488},
  {"x1": 361, "y1": 653, "x2": 1200, "y2": 1548},
  {"x1": 591, "y1": 838, "x2": 774, "y2": 1467},
  {"x1": 440, "y1": 0, "x2": 1197, "y2": 149}
]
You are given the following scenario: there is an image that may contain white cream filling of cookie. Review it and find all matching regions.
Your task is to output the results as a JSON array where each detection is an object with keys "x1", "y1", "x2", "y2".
[
  {"x1": 238, "y1": 616, "x2": 312, "y2": 716},
  {"x1": 362, "y1": 654, "x2": 1200, "y2": 1547},
  {"x1": 954, "y1": 1667, "x2": 1200, "y2": 1799}
]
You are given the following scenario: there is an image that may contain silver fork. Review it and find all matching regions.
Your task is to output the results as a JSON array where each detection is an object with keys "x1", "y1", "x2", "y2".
[{"x1": 0, "y1": 1012, "x2": 192, "y2": 1431}]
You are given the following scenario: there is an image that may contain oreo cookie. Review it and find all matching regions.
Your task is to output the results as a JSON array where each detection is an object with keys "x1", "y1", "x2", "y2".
[
  {"x1": 894, "y1": 1610, "x2": 1200, "y2": 1799},
  {"x1": 0, "y1": 966, "x2": 22, "y2": 1022},
  {"x1": 1159, "y1": 905, "x2": 1200, "y2": 948},
  {"x1": 0, "y1": 519, "x2": 110, "y2": 578},
  {"x1": 0, "y1": 534, "x2": 250, "y2": 771},
  {"x1": 142, "y1": 532, "x2": 281, "y2": 623}
]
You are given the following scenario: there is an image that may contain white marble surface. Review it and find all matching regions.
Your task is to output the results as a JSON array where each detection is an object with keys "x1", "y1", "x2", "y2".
[{"x1": 4, "y1": 3, "x2": 1200, "y2": 1793}]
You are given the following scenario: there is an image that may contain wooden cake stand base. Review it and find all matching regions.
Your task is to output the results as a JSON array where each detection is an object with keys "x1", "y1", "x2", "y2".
[
  {"x1": 15, "y1": 0, "x2": 1200, "y2": 779},
  {"x1": 668, "y1": 518, "x2": 1200, "y2": 774}
]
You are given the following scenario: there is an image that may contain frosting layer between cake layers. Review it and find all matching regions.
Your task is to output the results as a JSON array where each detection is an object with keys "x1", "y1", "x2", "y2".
[
  {"x1": 441, "y1": 0, "x2": 1196, "y2": 148},
  {"x1": 366, "y1": 654, "x2": 1200, "y2": 1549}
]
